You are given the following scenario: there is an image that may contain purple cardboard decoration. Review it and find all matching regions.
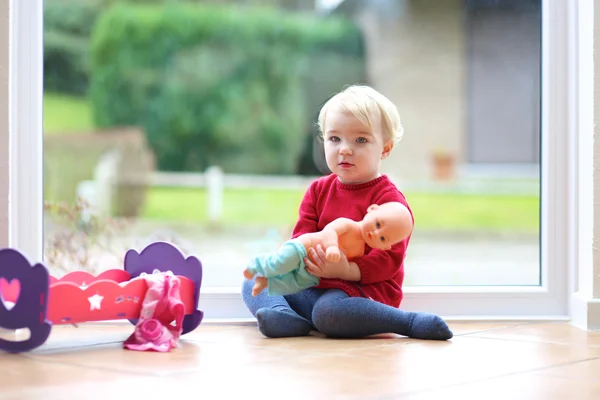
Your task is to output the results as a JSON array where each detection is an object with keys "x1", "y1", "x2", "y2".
[
  {"x1": 0, "y1": 248, "x2": 52, "y2": 353},
  {"x1": 124, "y1": 241, "x2": 204, "y2": 335}
]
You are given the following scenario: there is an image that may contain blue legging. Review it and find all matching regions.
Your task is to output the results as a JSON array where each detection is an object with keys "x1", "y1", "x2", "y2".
[{"x1": 242, "y1": 277, "x2": 453, "y2": 340}]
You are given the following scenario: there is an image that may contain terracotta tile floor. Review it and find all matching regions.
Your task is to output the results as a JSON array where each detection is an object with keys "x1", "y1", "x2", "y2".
[{"x1": 1, "y1": 321, "x2": 599, "y2": 399}]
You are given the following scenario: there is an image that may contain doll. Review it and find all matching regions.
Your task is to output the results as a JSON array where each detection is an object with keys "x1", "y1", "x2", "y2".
[{"x1": 243, "y1": 201, "x2": 413, "y2": 296}]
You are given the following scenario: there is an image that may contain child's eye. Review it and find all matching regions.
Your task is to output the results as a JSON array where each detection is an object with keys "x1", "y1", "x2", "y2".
[
  {"x1": 329, "y1": 136, "x2": 340, "y2": 142},
  {"x1": 380, "y1": 236, "x2": 386, "y2": 242},
  {"x1": 357, "y1": 137, "x2": 367, "y2": 143},
  {"x1": 376, "y1": 221, "x2": 381, "y2": 228}
]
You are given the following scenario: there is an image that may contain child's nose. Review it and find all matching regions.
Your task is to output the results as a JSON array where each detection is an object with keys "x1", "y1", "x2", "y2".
[{"x1": 340, "y1": 145, "x2": 353, "y2": 155}]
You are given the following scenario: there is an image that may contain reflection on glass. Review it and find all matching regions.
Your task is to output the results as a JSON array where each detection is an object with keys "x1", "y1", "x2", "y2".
[{"x1": 43, "y1": 0, "x2": 540, "y2": 287}]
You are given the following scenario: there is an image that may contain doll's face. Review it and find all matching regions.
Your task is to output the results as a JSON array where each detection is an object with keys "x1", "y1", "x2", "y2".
[{"x1": 361, "y1": 203, "x2": 409, "y2": 249}]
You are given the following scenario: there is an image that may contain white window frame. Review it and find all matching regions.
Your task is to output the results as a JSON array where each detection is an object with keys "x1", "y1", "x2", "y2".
[{"x1": 9, "y1": 0, "x2": 593, "y2": 323}]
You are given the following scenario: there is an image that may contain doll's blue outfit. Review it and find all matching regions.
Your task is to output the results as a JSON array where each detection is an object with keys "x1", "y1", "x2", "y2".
[{"x1": 246, "y1": 239, "x2": 319, "y2": 296}]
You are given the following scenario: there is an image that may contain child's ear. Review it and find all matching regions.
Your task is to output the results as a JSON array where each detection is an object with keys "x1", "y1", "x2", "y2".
[{"x1": 381, "y1": 140, "x2": 394, "y2": 159}]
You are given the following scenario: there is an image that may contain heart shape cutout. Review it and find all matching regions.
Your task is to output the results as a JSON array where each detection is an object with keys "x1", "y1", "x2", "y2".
[{"x1": 0, "y1": 277, "x2": 21, "y2": 311}]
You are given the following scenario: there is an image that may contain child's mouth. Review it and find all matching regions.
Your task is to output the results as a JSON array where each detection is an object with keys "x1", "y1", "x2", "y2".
[{"x1": 339, "y1": 162, "x2": 353, "y2": 169}]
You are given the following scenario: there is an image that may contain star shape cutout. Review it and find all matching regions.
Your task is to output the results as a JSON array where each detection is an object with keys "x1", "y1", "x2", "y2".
[{"x1": 88, "y1": 294, "x2": 104, "y2": 311}]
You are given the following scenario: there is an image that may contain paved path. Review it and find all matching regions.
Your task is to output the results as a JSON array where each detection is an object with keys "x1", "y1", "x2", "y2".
[
  {"x1": 45, "y1": 223, "x2": 540, "y2": 288},
  {"x1": 128, "y1": 225, "x2": 540, "y2": 287}
]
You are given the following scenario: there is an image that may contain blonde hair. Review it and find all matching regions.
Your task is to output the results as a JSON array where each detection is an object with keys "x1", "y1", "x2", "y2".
[{"x1": 317, "y1": 85, "x2": 404, "y2": 144}]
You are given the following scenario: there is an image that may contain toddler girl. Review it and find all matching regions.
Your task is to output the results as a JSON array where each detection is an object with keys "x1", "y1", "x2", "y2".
[{"x1": 242, "y1": 85, "x2": 453, "y2": 340}]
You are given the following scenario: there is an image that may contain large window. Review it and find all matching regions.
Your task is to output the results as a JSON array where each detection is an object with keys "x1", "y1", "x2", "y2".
[{"x1": 11, "y1": 0, "x2": 576, "y2": 320}]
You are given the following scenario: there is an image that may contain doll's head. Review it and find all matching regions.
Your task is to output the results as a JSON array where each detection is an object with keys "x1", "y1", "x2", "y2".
[{"x1": 360, "y1": 202, "x2": 413, "y2": 250}]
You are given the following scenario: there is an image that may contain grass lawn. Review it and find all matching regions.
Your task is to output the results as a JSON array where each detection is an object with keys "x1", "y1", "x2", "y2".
[
  {"x1": 42, "y1": 92, "x2": 540, "y2": 233},
  {"x1": 142, "y1": 186, "x2": 540, "y2": 233},
  {"x1": 44, "y1": 92, "x2": 95, "y2": 134}
]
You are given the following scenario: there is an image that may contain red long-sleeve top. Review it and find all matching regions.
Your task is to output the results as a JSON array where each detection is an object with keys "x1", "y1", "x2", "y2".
[{"x1": 291, "y1": 173, "x2": 413, "y2": 308}]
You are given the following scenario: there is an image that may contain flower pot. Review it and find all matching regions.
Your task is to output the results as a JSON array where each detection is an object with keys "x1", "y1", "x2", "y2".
[{"x1": 431, "y1": 153, "x2": 455, "y2": 181}]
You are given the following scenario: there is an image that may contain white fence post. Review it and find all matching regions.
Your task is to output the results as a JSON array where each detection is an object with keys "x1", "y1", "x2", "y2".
[
  {"x1": 205, "y1": 166, "x2": 224, "y2": 224},
  {"x1": 75, "y1": 150, "x2": 121, "y2": 225},
  {"x1": 93, "y1": 150, "x2": 121, "y2": 216},
  {"x1": 75, "y1": 180, "x2": 98, "y2": 225}
]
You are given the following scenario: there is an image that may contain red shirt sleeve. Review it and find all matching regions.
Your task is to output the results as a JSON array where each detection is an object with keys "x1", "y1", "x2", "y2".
[
  {"x1": 291, "y1": 181, "x2": 319, "y2": 238},
  {"x1": 353, "y1": 189, "x2": 414, "y2": 284}
]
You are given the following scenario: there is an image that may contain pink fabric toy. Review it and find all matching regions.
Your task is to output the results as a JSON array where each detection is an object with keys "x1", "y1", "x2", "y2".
[{"x1": 124, "y1": 270, "x2": 185, "y2": 352}]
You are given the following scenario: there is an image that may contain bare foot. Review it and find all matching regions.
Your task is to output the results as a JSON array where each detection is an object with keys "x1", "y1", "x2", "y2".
[
  {"x1": 243, "y1": 268, "x2": 255, "y2": 280},
  {"x1": 252, "y1": 276, "x2": 268, "y2": 296}
]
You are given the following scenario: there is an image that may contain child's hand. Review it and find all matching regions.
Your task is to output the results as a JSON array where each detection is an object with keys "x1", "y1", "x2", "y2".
[{"x1": 305, "y1": 244, "x2": 349, "y2": 279}]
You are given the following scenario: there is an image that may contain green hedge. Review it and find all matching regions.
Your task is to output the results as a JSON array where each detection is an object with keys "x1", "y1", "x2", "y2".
[
  {"x1": 44, "y1": 0, "x2": 104, "y2": 95},
  {"x1": 89, "y1": 3, "x2": 365, "y2": 174}
]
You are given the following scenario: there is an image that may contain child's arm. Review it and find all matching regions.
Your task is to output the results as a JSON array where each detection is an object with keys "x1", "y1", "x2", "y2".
[
  {"x1": 291, "y1": 182, "x2": 319, "y2": 238},
  {"x1": 351, "y1": 246, "x2": 406, "y2": 283}
]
